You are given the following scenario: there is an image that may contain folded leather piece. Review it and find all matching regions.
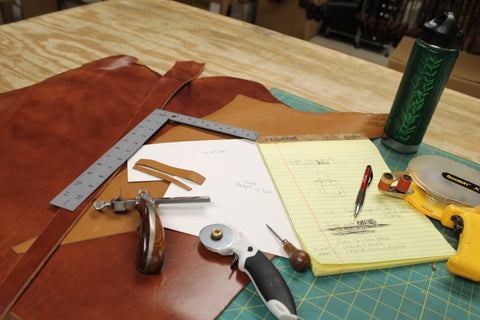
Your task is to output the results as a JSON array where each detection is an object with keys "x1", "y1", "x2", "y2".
[
  {"x1": 135, "y1": 159, "x2": 207, "y2": 185},
  {"x1": 160, "y1": 95, "x2": 388, "y2": 141},
  {"x1": 133, "y1": 165, "x2": 194, "y2": 191},
  {"x1": 135, "y1": 158, "x2": 206, "y2": 186},
  {"x1": 0, "y1": 55, "x2": 388, "y2": 320},
  {"x1": 13, "y1": 95, "x2": 387, "y2": 254}
]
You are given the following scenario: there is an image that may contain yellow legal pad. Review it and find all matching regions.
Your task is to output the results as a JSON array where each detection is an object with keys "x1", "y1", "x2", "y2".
[{"x1": 257, "y1": 138, "x2": 455, "y2": 276}]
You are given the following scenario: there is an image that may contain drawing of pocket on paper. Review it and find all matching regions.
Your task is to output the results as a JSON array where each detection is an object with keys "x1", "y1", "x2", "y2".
[{"x1": 314, "y1": 172, "x2": 345, "y2": 197}]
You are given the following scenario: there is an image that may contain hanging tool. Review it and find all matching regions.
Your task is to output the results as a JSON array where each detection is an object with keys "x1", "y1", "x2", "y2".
[
  {"x1": 50, "y1": 109, "x2": 258, "y2": 212},
  {"x1": 266, "y1": 224, "x2": 311, "y2": 272},
  {"x1": 95, "y1": 190, "x2": 210, "y2": 274},
  {"x1": 199, "y1": 224, "x2": 298, "y2": 320},
  {"x1": 93, "y1": 195, "x2": 210, "y2": 212}
]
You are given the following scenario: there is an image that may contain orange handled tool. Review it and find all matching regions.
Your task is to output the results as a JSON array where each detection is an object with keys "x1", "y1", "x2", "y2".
[{"x1": 266, "y1": 224, "x2": 311, "y2": 272}]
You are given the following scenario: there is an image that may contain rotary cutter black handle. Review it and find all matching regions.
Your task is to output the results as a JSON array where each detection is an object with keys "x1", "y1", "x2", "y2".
[{"x1": 243, "y1": 251, "x2": 297, "y2": 319}]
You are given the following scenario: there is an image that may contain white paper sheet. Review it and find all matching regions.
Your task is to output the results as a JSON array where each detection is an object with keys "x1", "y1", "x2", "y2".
[{"x1": 127, "y1": 139, "x2": 300, "y2": 258}]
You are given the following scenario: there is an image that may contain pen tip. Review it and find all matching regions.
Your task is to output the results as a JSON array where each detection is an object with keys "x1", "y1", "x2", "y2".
[{"x1": 354, "y1": 204, "x2": 360, "y2": 217}]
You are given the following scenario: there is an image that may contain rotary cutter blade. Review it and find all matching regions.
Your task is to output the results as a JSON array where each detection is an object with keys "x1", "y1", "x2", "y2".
[
  {"x1": 199, "y1": 224, "x2": 234, "y2": 253},
  {"x1": 199, "y1": 223, "x2": 298, "y2": 320}
]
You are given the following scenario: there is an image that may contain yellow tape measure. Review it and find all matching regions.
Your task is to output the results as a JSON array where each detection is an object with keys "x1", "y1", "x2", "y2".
[{"x1": 378, "y1": 155, "x2": 480, "y2": 281}]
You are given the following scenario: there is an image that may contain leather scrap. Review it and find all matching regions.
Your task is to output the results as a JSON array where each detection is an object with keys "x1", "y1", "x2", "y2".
[
  {"x1": 133, "y1": 165, "x2": 192, "y2": 191},
  {"x1": 174, "y1": 95, "x2": 388, "y2": 139},
  {"x1": 134, "y1": 158, "x2": 206, "y2": 187}
]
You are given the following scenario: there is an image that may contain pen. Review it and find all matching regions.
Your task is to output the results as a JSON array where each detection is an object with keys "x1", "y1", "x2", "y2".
[{"x1": 354, "y1": 165, "x2": 373, "y2": 218}]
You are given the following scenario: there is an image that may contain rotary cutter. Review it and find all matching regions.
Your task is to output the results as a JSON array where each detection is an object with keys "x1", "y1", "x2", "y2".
[
  {"x1": 378, "y1": 155, "x2": 480, "y2": 281},
  {"x1": 199, "y1": 224, "x2": 297, "y2": 320}
]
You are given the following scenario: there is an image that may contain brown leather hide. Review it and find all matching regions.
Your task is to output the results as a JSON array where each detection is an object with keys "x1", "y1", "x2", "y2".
[
  {"x1": 0, "y1": 56, "x2": 285, "y2": 320},
  {"x1": 0, "y1": 55, "x2": 387, "y2": 320}
]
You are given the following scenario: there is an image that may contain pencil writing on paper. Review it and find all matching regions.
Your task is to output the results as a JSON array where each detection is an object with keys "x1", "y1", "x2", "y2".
[{"x1": 327, "y1": 218, "x2": 390, "y2": 235}]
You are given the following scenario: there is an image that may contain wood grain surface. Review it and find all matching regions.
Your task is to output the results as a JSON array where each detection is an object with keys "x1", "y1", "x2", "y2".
[{"x1": 0, "y1": 0, "x2": 478, "y2": 162}]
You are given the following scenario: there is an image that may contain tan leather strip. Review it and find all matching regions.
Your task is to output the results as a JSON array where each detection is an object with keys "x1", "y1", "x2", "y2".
[
  {"x1": 135, "y1": 159, "x2": 206, "y2": 185},
  {"x1": 133, "y1": 164, "x2": 192, "y2": 191}
]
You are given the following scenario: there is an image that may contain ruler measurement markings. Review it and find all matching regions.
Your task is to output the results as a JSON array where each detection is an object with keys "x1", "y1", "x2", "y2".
[
  {"x1": 50, "y1": 111, "x2": 170, "y2": 211},
  {"x1": 50, "y1": 109, "x2": 258, "y2": 211},
  {"x1": 159, "y1": 110, "x2": 259, "y2": 140}
]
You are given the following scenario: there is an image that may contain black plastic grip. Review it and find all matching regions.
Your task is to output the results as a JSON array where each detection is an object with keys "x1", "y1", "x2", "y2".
[{"x1": 244, "y1": 251, "x2": 297, "y2": 315}]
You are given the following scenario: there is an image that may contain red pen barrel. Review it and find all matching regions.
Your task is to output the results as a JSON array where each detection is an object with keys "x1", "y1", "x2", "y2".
[{"x1": 354, "y1": 165, "x2": 373, "y2": 217}]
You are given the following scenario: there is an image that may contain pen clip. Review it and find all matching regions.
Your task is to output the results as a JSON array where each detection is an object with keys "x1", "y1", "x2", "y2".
[{"x1": 367, "y1": 165, "x2": 373, "y2": 185}]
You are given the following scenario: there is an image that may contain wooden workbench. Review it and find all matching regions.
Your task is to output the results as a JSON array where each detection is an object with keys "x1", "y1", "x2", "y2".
[
  {"x1": 0, "y1": 0, "x2": 478, "y2": 162},
  {"x1": 1, "y1": 1, "x2": 479, "y2": 320}
]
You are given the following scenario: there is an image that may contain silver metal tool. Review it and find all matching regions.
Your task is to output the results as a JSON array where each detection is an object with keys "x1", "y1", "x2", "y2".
[
  {"x1": 266, "y1": 224, "x2": 311, "y2": 272},
  {"x1": 158, "y1": 110, "x2": 259, "y2": 140},
  {"x1": 199, "y1": 224, "x2": 298, "y2": 320},
  {"x1": 50, "y1": 109, "x2": 259, "y2": 211},
  {"x1": 95, "y1": 190, "x2": 210, "y2": 274},
  {"x1": 94, "y1": 195, "x2": 211, "y2": 212}
]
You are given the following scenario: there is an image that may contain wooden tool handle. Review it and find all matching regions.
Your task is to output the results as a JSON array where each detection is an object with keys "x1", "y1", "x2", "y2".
[
  {"x1": 136, "y1": 197, "x2": 166, "y2": 274},
  {"x1": 283, "y1": 242, "x2": 311, "y2": 272}
]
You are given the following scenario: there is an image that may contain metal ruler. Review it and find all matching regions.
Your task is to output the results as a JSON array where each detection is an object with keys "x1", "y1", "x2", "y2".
[{"x1": 50, "y1": 109, "x2": 259, "y2": 211}]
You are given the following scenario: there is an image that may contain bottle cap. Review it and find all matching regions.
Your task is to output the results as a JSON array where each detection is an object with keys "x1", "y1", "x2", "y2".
[{"x1": 420, "y1": 12, "x2": 463, "y2": 49}]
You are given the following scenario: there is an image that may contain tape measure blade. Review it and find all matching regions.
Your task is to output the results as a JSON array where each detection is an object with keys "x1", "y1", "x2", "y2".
[
  {"x1": 160, "y1": 110, "x2": 259, "y2": 141},
  {"x1": 50, "y1": 110, "x2": 170, "y2": 211}
]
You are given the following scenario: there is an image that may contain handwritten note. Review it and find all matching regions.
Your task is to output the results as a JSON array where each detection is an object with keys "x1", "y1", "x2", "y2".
[
  {"x1": 257, "y1": 139, "x2": 455, "y2": 275},
  {"x1": 127, "y1": 139, "x2": 300, "y2": 258}
]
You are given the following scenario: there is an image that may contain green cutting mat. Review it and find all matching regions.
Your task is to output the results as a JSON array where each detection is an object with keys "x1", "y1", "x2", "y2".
[{"x1": 218, "y1": 88, "x2": 480, "y2": 320}]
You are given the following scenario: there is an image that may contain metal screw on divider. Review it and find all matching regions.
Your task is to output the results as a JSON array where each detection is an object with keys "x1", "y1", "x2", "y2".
[{"x1": 50, "y1": 109, "x2": 259, "y2": 212}]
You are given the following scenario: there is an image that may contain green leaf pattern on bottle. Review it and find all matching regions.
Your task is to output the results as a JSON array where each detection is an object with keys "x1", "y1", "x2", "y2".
[{"x1": 394, "y1": 53, "x2": 444, "y2": 143}]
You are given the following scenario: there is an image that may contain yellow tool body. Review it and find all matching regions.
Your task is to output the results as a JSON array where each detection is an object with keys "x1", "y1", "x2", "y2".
[
  {"x1": 441, "y1": 206, "x2": 480, "y2": 282},
  {"x1": 378, "y1": 156, "x2": 480, "y2": 281},
  {"x1": 403, "y1": 182, "x2": 480, "y2": 281}
]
